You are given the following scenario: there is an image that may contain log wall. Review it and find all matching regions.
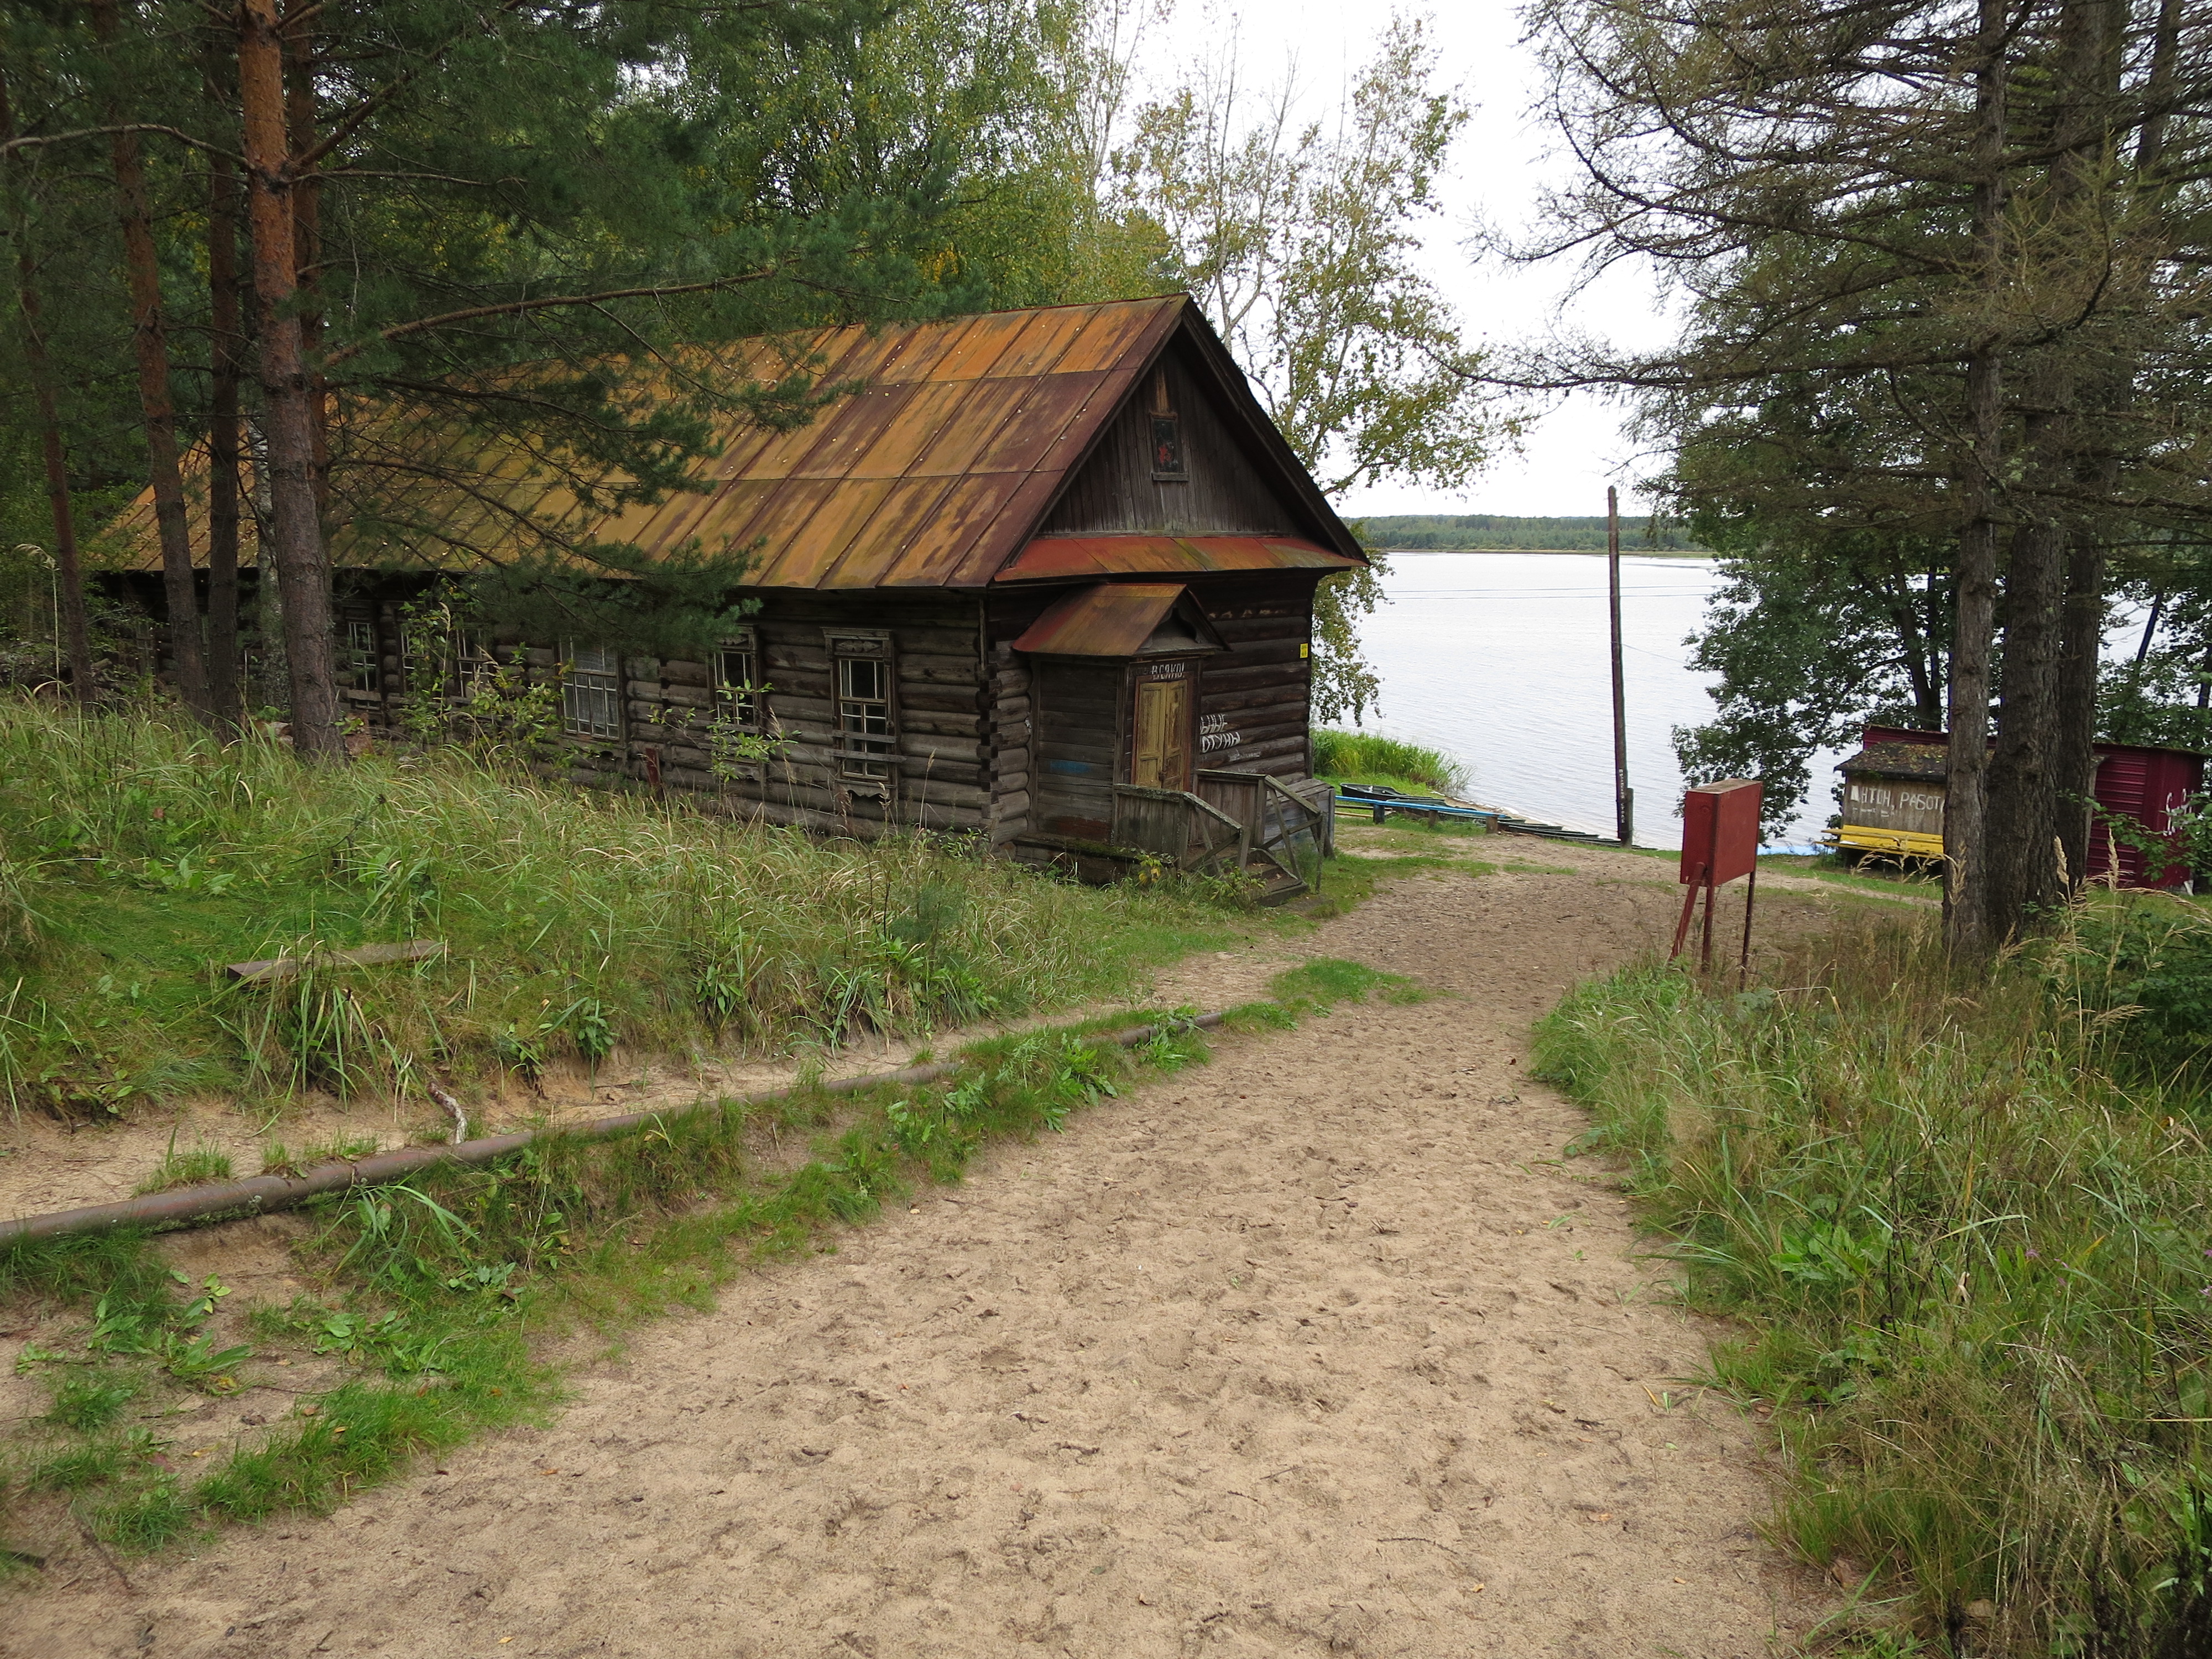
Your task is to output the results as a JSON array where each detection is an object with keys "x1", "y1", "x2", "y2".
[
  {"x1": 316, "y1": 568, "x2": 1316, "y2": 849},
  {"x1": 347, "y1": 585, "x2": 993, "y2": 837},
  {"x1": 1190, "y1": 575, "x2": 1318, "y2": 780}
]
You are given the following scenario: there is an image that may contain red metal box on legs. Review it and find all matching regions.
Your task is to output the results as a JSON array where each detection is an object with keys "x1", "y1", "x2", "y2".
[{"x1": 1681, "y1": 779, "x2": 1762, "y2": 886}]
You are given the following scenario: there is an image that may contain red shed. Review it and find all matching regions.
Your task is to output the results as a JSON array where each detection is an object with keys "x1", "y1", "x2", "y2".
[{"x1": 1855, "y1": 726, "x2": 2204, "y2": 889}]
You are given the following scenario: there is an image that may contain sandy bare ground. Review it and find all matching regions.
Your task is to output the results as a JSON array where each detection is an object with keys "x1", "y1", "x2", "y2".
[{"x1": 4, "y1": 837, "x2": 1854, "y2": 1658}]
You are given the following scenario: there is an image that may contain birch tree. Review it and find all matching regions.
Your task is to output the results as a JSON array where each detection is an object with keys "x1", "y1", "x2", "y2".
[{"x1": 1110, "y1": 14, "x2": 1510, "y2": 722}]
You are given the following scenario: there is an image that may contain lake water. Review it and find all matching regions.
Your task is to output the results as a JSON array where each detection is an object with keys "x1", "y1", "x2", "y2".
[{"x1": 1359, "y1": 551, "x2": 1842, "y2": 850}]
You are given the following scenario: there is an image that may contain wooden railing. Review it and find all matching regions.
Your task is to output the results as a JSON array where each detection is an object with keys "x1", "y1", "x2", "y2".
[
  {"x1": 1095, "y1": 770, "x2": 1330, "y2": 901},
  {"x1": 1109, "y1": 784, "x2": 1244, "y2": 874}
]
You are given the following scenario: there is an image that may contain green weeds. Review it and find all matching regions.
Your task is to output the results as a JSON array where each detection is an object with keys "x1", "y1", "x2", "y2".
[
  {"x1": 259, "y1": 1135, "x2": 380, "y2": 1177},
  {"x1": 1535, "y1": 909, "x2": 2212, "y2": 1657},
  {"x1": 1312, "y1": 729, "x2": 1468, "y2": 794},
  {"x1": 1268, "y1": 958, "x2": 1426, "y2": 1013},
  {"x1": 133, "y1": 1136, "x2": 234, "y2": 1194}
]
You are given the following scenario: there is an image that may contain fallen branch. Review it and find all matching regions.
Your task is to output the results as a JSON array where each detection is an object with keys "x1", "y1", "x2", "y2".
[{"x1": 427, "y1": 1080, "x2": 468, "y2": 1144}]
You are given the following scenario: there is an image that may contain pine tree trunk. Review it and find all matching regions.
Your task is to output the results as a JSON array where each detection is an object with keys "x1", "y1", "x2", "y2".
[
  {"x1": 91, "y1": 0, "x2": 211, "y2": 722},
  {"x1": 2053, "y1": 529, "x2": 2106, "y2": 886},
  {"x1": 1947, "y1": 409, "x2": 2001, "y2": 953},
  {"x1": 206, "y1": 144, "x2": 245, "y2": 732},
  {"x1": 283, "y1": 22, "x2": 330, "y2": 519},
  {"x1": 239, "y1": 0, "x2": 343, "y2": 761},
  {"x1": 1985, "y1": 0, "x2": 2120, "y2": 932},
  {"x1": 1944, "y1": 0, "x2": 2011, "y2": 954},
  {"x1": 1, "y1": 77, "x2": 95, "y2": 705},
  {"x1": 1986, "y1": 510, "x2": 2067, "y2": 933},
  {"x1": 14, "y1": 258, "x2": 97, "y2": 705}
]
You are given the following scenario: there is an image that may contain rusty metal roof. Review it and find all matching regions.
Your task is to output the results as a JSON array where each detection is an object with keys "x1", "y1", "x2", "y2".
[
  {"x1": 1839, "y1": 742, "x2": 1948, "y2": 781},
  {"x1": 1010, "y1": 583, "x2": 1228, "y2": 657},
  {"x1": 116, "y1": 296, "x2": 1373, "y2": 591},
  {"x1": 995, "y1": 534, "x2": 1361, "y2": 583}
]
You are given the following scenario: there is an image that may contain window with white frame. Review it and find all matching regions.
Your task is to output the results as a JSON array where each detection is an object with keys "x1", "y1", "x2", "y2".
[
  {"x1": 562, "y1": 644, "x2": 624, "y2": 740},
  {"x1": 712, "y1": 630, "x2": 763, "y2": 731},
  {"x1": 450, "y1": 633, "x2": 498, "y2": 702},
  {"x1": 828, "y1": 633, "x2": 895, "y2": 782},
  {"x1": 343, "y1": 617, "x2": 380, "y2": 694}
]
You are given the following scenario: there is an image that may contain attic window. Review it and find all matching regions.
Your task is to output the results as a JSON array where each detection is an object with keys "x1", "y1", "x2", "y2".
[{"x1": 1149, "y1": 369, "x2": 1186, "y2": 480}]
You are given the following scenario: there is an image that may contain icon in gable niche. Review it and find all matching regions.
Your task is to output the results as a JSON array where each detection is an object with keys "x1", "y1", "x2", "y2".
[{"x1": 1152, "y1": 415, "x2": 1185, "y2": 477}]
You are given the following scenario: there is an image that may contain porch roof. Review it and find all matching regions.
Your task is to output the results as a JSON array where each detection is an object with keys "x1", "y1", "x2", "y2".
[
  {"x1": 1009, "y1": 582, "x2": 1226, "y2": 658},
  {"x1": 993, "y1": 534, "x2": 1360, "y2": 583}
]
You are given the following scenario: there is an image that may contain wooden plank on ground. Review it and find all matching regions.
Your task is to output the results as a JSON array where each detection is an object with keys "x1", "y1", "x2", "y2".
[{"x1": 225, "y1": 940, "x2": 447, "y2": 984}]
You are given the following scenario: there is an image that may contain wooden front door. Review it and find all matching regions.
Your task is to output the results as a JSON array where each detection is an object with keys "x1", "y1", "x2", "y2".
[{"x1": 1131, "y1": 674, "x2": 1192, "y2": 790}]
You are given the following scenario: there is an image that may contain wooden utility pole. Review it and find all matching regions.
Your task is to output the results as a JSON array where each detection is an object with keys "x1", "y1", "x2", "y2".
[{"x1": 1608, "y1": 486, "x2": 1632, "y2": 846}]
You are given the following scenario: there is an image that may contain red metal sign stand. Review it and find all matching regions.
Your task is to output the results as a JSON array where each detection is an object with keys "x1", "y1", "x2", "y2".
[
  {"x1": 1669, "y1": 860, "x2": 1708, "y2": 964},
  {"x1": 1672, "y1": 780, "x2": 1763, "y2": 980}
]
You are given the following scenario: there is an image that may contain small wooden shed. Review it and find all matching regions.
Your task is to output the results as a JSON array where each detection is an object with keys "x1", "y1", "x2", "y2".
[
  {"x1": 115, "y1": 296, "x2": 1358, "y2": 893},
  {"x1": 1833, "y1": 737, "x2": 1948, "y2": 862},
  {"x1": 1834, "y1": 723, "x2": 2205, "y2": 888}
]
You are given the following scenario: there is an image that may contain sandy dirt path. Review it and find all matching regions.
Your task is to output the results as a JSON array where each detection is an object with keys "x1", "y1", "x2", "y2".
[{"x1": 7, "y1": 843, "x2": 1844, "y2": 1658}]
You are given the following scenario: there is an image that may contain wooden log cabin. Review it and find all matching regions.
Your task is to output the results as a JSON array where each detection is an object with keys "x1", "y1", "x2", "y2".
[{"x1": 113, "y1": 296, "x2": 1360, "y2": 894}]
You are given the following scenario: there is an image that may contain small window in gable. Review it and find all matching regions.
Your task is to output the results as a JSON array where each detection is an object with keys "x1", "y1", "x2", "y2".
[
  {"x1": 713, "y1": 629, "x2": 763, "y2": 731},
  {"x1": 562, "y1": 643, "x2": 624, "y2": 740},
  {"x1": 827, "y1": 631, "x2": 895, "y2": 783},
  {"x1": 1149, "y1": 368, "x2": 1186, "y2": 479}
]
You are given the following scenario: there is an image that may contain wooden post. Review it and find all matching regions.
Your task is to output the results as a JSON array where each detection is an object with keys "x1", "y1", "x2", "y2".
[
  {"x1": 1608, "y1": 486, "x2": 1631, "y2": 845},
  {"x1": 1739, "y1": 867, "x2": 1758, "y2": 987},
  {"x1": 1670, "y1": 862, "x2": 1707, "y2": 961}
]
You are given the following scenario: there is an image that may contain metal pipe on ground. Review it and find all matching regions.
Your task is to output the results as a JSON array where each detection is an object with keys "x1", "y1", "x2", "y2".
[{"x1": 0, "y1": 1014, "x2": 1227, "y2": 1248}]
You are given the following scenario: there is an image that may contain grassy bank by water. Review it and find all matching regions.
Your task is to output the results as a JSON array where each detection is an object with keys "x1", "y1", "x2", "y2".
[
  {"x1": 1535, "y1": 905, "x2": 2212, "y2": 1657},
  {"x1": 1312, "y1": 729, "x2": 1468, "y2": 797},
  {"x1": 0, "y1": 700, "x2": 1236, "y2": 1123}
]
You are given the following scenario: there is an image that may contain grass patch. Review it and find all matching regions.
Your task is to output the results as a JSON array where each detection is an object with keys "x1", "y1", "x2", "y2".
[
  {"x1": 1298, "y1": 835, "x2": 1493, "y2": 920},
  {"x1": 133, "y1": 1138, "x2": 235, "y2": 1194},
  {"x1": 1313, "y1": 728, "x2": 1468, "y2": 795},
  {"x1": 1533, "y1": 904, "x2": 2212, "y2": 1656},
  {"x1": 0, "y1": 1009, "x2": 1218, "y2": 1559},
  {"x1": 0, "y1": 700, "x2": 1244, "y2": 1122},
  {"x1": 1267, "y1": 957, "x2": 1426, "y2": 1011},
  {"x1": 259, "y1": 1135, "x2": 381, "y2": 1176},
  {"x1": 1340, "y1": 817, "x2": 1493, "y2": 852}
]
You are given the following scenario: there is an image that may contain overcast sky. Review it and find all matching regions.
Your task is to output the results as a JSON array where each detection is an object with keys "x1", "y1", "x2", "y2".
[{"x1": 1134, "y1": 2, "x2": 1678, "y2": 520}]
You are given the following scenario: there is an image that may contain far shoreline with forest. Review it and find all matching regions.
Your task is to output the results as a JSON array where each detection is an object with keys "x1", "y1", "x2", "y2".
[{"x1": 1354, "y1": 514, "x2": 1713, "y2": 554}]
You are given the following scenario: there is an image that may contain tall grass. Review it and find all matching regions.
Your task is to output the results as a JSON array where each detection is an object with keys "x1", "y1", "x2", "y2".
[
  {"x1": 0, "y1": 699, "x2": 1233, "y2": 1116},
  {"x1": 1534, "y1": 907, "x2": 2212, "y2": 1656},
  {"x1": 1311, "y1": 728, "x2": 1468, "y2": 793}
]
